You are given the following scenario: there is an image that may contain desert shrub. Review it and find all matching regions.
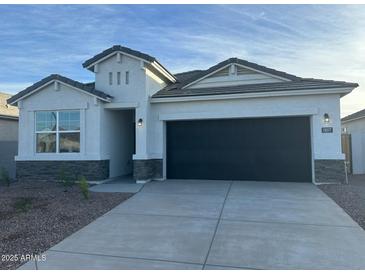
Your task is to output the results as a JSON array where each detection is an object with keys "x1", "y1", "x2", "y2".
[
  {"x1": 58, "y1": 167, "x2": 75, "y2": 191},
  {"x1": 14, "y1": 198, "x2": 32, "y2": 213},
  {"x1": 78, "y1": 176, "x2": 89, "y2": 200},
  {"x1": 0, "y1": 167, "x2": 10, "y2": 187}
]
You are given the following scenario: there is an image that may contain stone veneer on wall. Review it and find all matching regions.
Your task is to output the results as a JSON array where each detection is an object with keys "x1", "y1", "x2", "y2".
[
  {"x1": 133, "y1": 159, "x2": 163, "y2": 181},
  {"x1": 314, "y1": 159, "x2": 345, "y2": 184},
  {"x1": 16, "y1": 160, "x2": 109, "y2": 182}
]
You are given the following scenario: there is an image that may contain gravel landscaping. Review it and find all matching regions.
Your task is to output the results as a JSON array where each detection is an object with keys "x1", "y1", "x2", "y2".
[
  {"x1": 0, "y1": 181, "x2": 133, "y2": 270},
  {"x1": 318, "y1": 175, "x2": 365, "y2": 230}
]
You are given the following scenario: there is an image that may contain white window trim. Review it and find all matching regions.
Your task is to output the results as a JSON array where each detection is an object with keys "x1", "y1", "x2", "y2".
[{"x1": 35, "y1": 110, "x2": 81, "y2": 154}]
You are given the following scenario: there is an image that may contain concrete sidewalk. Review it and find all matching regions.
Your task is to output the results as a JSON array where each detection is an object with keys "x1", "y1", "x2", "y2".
[{"x1": 21, "y1": 180, "x2": 365, "y2": 270}]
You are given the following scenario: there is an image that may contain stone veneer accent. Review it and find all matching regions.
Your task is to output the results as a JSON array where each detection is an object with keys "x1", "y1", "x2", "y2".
[
  {"x1": 133, "y1": 159, "x2": 163, "y2": 181},
  {"x1": 16, "y1": 160, "x2": 109, "y2": 182},
  {"x1": 314, "y1": 159, "x2": 346, "y2": 184}
]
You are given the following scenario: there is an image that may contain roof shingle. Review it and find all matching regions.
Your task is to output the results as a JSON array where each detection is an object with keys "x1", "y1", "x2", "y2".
[
  {"x1": 7, "y1": 74, "x2": 112, "y2": 105},
  {"x1": 153, "y1": 78, "x2": 358, "y2": 98},
  {"x1": 342, "y1": 109, "x2": 365, "y2": 122},
  {"x1": 155, "y1": 58, "x2": 358, "y2": 98},
  {"x1": 82, "y1": 45, "x2": 156, "y2": 68}
]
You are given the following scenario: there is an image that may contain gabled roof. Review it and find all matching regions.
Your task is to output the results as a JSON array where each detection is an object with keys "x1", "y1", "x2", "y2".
[
  {"x1": 153, "y1": 78, "x2": 358, "y2": 98},
  {"x1": 342, "y1": 108, "x2": 365, "y2": 123},
  {"x1": 83, "y1": 45, "x2": 156, "y2": 68},
  {"x1": 153, "y1": 58, "x2": 358, "y2": 99},
  {"x1": 7, "y1": 74, "x2": 112, "y2": 105},
  {"x1": 0, "y1": 92, "x2": 18, "y2": 119},
  {"x1": 179, "y1": 58, "x2": 301, "y2": 89},
  {"x1": 82, "y1": 45, "x2": 176, "y2": 82}
]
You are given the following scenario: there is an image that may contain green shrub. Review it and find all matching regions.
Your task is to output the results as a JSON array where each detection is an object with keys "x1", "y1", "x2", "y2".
[
  {"x1": 0, "y1": 167, "x2": 10, "y2": 187},
  {"x1": 58, "y1": 167, "x2": 75, "y2": 191},
  {"x1": 14, "y1": 198, "x2": 32, "y2": 213},
  {"x1": 78, "y1": 176, "x2": 89, "y2": 200}
]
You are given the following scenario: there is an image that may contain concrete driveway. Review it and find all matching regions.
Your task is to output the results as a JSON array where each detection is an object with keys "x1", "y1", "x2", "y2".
[{"x1": 23, "y1": 180, "x2": 365, "y2": 269}]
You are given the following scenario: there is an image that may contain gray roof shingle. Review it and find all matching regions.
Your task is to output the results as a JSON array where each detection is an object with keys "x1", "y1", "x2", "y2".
[
  {"x1": 154, "y1": 78, "x2": 358, "y2": 98},
  {"x1": 154, "y1": 58, "x2": 358, "y2": 98},
  {"x1": 82, "y1": 45, "x2": 176, "y2": 82},
  {"x1": 342, "y1": 109, "x2": 365, "y2": 122},
  {"x1": 82, "y1": 45, "x2": 156, "y2": 68},
  {"x1": 7, "y1": 74, "x2": 112, "y2": 105}
]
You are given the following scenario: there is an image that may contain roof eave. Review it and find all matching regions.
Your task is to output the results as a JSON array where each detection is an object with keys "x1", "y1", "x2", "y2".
[
  {"x1": 151, "y1": 86, "x2": 356, "y2": 103},
  {"x1": 7, "y1": 78, "x2": 112, "y2": 106},
  {"x1": 0, "y1": 114, "x2": 18, "y2": 120},
  {"x1": 341, "y1": 116, "x2": 365, "y2": 124}
]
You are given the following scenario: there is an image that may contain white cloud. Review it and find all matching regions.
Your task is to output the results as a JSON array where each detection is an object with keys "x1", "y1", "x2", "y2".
[
  {"x1": 1, "y1": 5, "x2": 364, "y2": 117},
  {"x1": 0, "y1": 83, "x2": 33, "y2": 94}
]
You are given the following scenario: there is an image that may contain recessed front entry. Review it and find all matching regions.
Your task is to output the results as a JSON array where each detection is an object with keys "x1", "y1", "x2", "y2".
[{"x1": 166, "y1": 117, "x2": 312, "y2": 182}]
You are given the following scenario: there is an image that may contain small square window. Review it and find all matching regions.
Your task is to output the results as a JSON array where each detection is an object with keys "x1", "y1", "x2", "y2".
[
  {"x1": 109, "y1": 72, "x2": 113, "y2": 85},
  {"x1": 117, "y1": 72, "x2": 121, "y2": 85},
  {"x1": 125, "y1": 71, "x2": 129, "y2": 85}
]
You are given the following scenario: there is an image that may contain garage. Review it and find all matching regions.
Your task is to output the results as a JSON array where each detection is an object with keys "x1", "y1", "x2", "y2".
[{"x1": 166, "y1": 116, "x2": 312, "y2": 182}]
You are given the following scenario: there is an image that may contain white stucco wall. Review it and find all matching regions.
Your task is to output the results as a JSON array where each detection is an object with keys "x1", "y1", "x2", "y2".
[
  {"x1": 342, "y1": 117, "x2": 365, "y2": 174},
  {"x1": 148, "y1": 93, "x2": 343, "y2": 165},
  {"x1": 94, "y1": 53, "x2": 166, "y2": 163},
  {"x1": 95, "y1": 54, "x2": 147, "y2": 103},
  {"x1": 16, "y1": 82, "x2": 103, "y2": 161}
]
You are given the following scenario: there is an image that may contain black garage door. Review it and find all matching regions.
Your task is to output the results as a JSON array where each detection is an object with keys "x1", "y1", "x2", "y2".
[{"x1": 166, "y1": 117, "x2": 312, "y2": 182}]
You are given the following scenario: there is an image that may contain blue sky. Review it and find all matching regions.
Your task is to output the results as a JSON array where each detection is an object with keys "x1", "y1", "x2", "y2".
[{"x1": 0, "y1": 4, "x2": 364, "y2": 116}]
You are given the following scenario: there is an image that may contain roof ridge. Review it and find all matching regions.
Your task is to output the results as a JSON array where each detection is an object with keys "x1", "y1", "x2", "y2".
[
  {"x1": 174, "y1": 69, "x2": 204, "y2": 76},
  {"x1": 82, "y1": 45, "x2": 157, "y2": 68}
]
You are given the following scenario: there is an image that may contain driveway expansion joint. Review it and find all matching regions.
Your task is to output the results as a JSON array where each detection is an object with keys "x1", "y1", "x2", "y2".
[
  {"x1": 106, "y1": 211, "x2": 220, "y2": 220},
  {"x1": 202, "y1": 181, "x2": 233, "y2": 269},
  {"x1": 48, "y1": 249, "x2": 204, "y2": 267},
  {"x1": 219, "y1": 217, "x2": 359, "y2": 228}
]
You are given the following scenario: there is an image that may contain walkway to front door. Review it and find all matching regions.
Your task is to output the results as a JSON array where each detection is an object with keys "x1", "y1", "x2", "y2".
[{"x1": 22, "y1": 180, "x2": 365, "y2": 269}]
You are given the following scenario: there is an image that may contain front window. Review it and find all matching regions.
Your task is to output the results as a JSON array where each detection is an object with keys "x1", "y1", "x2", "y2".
[{"x1": 35, "y1": 111, "x2": 80, "y2": 153}]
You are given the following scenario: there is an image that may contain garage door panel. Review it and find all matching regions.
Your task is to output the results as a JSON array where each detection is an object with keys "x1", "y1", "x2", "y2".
[{"x1": 166, "y1": 117, "x2": 312, "y2": 182}]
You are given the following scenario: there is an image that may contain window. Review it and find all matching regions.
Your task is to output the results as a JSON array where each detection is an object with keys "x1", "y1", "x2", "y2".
[
  {"x1": 109, "y1": 72, "x2": 113, "y2": 85},
  {"x1": 117, "y1": 72, "x2": 121, "y2": 85},
  {"x1": 125, "y1": 71, "x2": 129, "y2": 85},
  {"x1": 36, "y1": 111, "x2": 80, "y2": 153}
]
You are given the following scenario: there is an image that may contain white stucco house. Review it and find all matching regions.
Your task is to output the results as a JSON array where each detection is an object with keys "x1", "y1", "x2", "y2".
[
  {"x1": 8, "y1": 45, "x2": 358, "y2": 184},
  {"x1": 341, "y1": 109, "x2": 365, "y2": 174}
]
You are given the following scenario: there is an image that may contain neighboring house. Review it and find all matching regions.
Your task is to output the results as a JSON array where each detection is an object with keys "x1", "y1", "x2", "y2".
[
  {"x1": 341, "y1": 109, "x2": 365, "y2": 174},
  {"x1": 7, "y1": 45, "x2": 358, "y2": 184},
  {"x1": 0, "y1": 92, "x2": 19, "y2": 178}
]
